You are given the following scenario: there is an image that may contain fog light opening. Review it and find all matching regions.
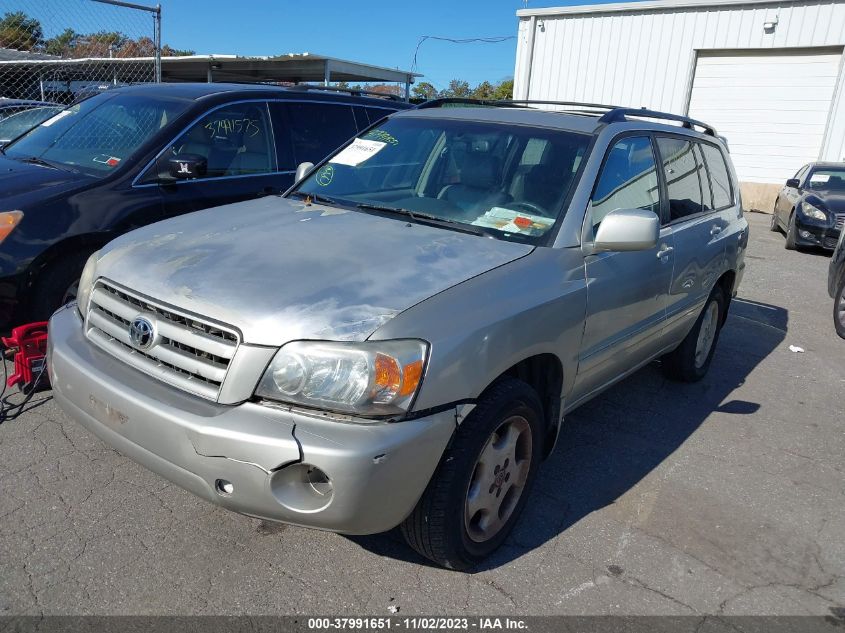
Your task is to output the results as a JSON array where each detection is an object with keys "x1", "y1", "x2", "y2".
[
  {"x1": 306, "y1": 466, "x2": 332, "y2": 497},
  {"x1": 799, "y1": 230, "x2": 814, "y2": 240},
  {"x1": 215, "y1": 478, "x2": 234, "y2": 496}
]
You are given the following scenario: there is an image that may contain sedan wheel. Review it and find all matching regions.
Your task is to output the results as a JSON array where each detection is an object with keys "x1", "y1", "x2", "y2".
[
  {"x1": 835, "y1": 278, "x2": 845, "y2": 340},
  {"x1": 694, "y1": 300, "x2": 720, "y2": 369}
]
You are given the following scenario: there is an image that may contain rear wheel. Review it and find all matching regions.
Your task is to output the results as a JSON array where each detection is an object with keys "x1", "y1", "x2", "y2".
[
  {"x1": 29, "y1": 251, "x2": 90, "y2": 322},
  {"x1": 770, "y1": 209, "x2": 780, "y2": 232},
  {"x1": 401, "y1": 377, "x2": 543, "y2": 570},
  {"x1": 662, "y1": 286, "x2": 726, "y2": 382},
  {"x1": 785, "y1": 212, "x2": 798, "y2": 250},
  {"x1": 835, "y1": 277, "x2": 845, "y2": 340}
]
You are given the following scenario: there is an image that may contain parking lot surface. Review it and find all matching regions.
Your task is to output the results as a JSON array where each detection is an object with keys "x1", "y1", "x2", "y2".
[{"x1": 0, "y1": 211, "x2": 843, "y2": 616}]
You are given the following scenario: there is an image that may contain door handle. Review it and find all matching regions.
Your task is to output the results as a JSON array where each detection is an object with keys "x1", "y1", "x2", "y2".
[
  {"x1": 657, "y1": 244, "x2": 674, "y2": 260},
  {"x1": 710, "y1": 225, "x2": 722, "y2": 237}
]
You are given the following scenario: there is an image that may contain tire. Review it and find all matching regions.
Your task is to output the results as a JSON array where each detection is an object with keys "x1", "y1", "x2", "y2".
[
  {"x1": 662, "y1": 286, "x2": 726, "y2": 383},
  {"x1": 785, "y1": 212, "x2": 797, "y2": 250},
  {"x1": 770, "y1": 209, "x2": 780, "y2": 233},
  {"x1": 401, "y1": 377, "x2": 544, "y2": 570},
  {"x1": 835, "y1": 276, "x2": 845, "y2": 340},
  {"x1": 29, "y1": 251, "x2": 90, "y2": 322}
]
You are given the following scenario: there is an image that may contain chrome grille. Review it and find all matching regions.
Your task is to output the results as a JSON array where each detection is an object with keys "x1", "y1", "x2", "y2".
[
  {"x1": 85, "y1": 281, "x2": 239, "y2": 400},
  {"x1": 835, "y1": 214, "x2": 844, "y2": 231}
]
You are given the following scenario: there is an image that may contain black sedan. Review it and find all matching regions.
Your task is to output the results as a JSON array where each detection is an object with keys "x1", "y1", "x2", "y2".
[
  {"x1": 0, "y1": 83, "x2": 410, "y2": 330},
  {"x1": 0, "y1": 99, "x2": 56, "y2": 120},
  {"x1": 771, "y1": 162, "x2": 845, "y2": 250},
  {"x1": 830, "y1": 230, "x2": 845, "y2": 339},
  {"x1": 0, "y1": 105, "x2": 63, "y2": 146}
]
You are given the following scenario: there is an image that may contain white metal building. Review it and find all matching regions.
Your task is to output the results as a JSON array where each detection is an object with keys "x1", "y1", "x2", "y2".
[{"x1": 513, "y1": 0, "x2": 845, "y2": 210}]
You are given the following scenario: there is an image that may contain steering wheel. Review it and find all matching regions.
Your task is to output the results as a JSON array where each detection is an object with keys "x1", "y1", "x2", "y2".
[{"x1": 510, "y1": 200, "x2": 552, "y2": 217}]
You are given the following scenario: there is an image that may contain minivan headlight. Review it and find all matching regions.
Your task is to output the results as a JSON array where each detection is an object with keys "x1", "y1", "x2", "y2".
[
  {"x1": 256, "y1": 339, "x2": 428, "y2": 418},
  {"x1": 76, "y1": 251, "x2": 99, "y2": 317},
  {"x1": 802, "y1": 202, "x2": 827, "y2": 221}
]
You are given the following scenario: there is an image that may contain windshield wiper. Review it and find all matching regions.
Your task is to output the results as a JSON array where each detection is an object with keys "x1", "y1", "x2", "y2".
[
  {"x1": 355, "y1": 203, "x2": 496, "y2": 238},
  {"x1": 289, "y1": 191, "x2": 342, "y2": 207},
  {"x1": 18, "y1": 156, "x2": 62, "y2": 170}
]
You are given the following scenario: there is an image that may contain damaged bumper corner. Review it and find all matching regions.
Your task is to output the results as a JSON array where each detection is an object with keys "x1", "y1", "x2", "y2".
[{"x1": 48, "y1": 306, "x2": 456, "y2": 535}]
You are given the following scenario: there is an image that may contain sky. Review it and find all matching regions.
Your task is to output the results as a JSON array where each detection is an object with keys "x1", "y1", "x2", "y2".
[{"x1": 155, "y1": 0, "x2": 614, "y2": 91}]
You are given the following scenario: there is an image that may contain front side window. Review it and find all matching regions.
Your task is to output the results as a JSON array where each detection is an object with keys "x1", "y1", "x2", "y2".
[
  {"x1": 5, "y1": 93, "x2": 190, "y2": 177},
  {"x1": 805, "y1": 167, "x2": 845, "y2": 192},
  {"x1": 590, "y1": 136, "x2": 659, "y2": 229},
  {"x1": 292, "y1": 117, "x2": 591, "y2": 244},
  {"x1": 657, "y1": 137, "x2": 703, "y2": 222},
  {"x1": 152, "y1": 102, "x2": 274, "y2": 180}
]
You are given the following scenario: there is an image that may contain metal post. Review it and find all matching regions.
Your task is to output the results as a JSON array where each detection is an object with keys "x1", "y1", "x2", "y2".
[
  {"x1": 404, "y1": 78, "x2": 411, "y2": 102},
  {"x1": 323, "y1": 61, "x2": 331, "y2": 86},
  {"x1": 154, "y1": 5, "x2": 162, "y2": 82},
  {"x1": 207, "y1": 64, "x2": 213, "y2": 83},
  {"x1": 39, "y1": 75, "x2": 45, "y2": 101}
]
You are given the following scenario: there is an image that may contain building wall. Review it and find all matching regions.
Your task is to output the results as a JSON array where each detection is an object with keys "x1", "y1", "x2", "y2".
[{"x1": 514, "y1": 0, "x2": 845, "y2": 210}]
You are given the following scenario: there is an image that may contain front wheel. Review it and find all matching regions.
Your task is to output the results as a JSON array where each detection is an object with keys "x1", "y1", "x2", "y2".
[
  {"x1": 401, "y1": 378, "x2": 543, "y2": 570},
  {"x1": 29, "y1": 252, "x2": 90, "y2": 322},
  {"x1": 770, "y1": 209, "x2": 780, "y2": 233},
  {"x1": 662, "y1": 286, "x2": 726, "y2": 382},
  {"x1": 835, "y1": 277, "x2": 845, "y2": 340},
  {"x1": 785, "y1": 212, "x2": 798, "y2": 250}
]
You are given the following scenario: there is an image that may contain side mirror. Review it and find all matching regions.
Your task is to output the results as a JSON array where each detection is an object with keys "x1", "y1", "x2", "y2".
[
  {"x1": 167, "y1": 154, "x2": 207, "y2": 180},
  {"x1": 786, "y1": 178, "x2": 800, "y2": 188},
  {"x1": 295, "y1": 161, "x2": 315, "y2": 183},
  {"x1": 592, "y1": 208, "x2": 660, "y2": 253}
]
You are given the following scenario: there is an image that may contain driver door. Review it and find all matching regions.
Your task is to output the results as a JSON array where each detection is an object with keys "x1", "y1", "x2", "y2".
[
  {"x1": 570, "y1": 135, "x2": 674, "y2": 403},
  {"x1": 143, "y1": 101, "x2": 285, "y2": 219}
]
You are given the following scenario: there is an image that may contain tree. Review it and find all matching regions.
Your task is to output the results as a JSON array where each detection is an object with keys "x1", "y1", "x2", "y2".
[
  {"x1": 0, "y1": 11, "x2": 43, "y2": 51},
  {"x1": 471, "y1": 81, "x2": 496, "y2": 100},
  {"x1": 412, "y1": 81, "x2": 438, "y2": 100},
  {"x1": 492, "y1": 79, "x2": 514, "y2": 100},
  {"x1": 440, "y1": 79, "x2": 471, "y2": 99},
  {"x1": 44, "y1": 28, "x2": 77, "y2": 56}
]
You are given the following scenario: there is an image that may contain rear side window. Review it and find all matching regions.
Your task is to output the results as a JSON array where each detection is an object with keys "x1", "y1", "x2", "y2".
[
  {"x1": 590, "y1": 136, "x2": 660, "y2": 229},
  {"x1": 701, "y1": 143, "x2": 733, "y2": 209},
  {"x1": 657, "y1": 137, "x2": 702, "y2": 222},
  {"x1": 286, "y1": 103, "x2": 357, "y2": 164}
]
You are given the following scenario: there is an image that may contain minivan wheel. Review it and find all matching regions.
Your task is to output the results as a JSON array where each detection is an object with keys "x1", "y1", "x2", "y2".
[
  {"x1": 29, "y1": 251, "x2": 90, "y2": 322},
  {"x1": 835, "y1": 277, "x2": 845, "y2": 340},
  {"x1": 400, "y1": 377, "x2": 543, "y2": 570},
  {"x1": 785, "y1": 212, "x2": 798, "y2": 250},
  {"x1": 661, "y1": 286, "x2": 726, "y2": 382}
]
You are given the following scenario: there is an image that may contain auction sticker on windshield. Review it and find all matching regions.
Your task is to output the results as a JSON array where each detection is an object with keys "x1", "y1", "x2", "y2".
[{"x1": 330, "y1": 138, "x2": 387, "y2": 166}]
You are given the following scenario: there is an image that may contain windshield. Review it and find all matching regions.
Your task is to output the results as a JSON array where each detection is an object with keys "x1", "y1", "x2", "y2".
[
  {"x1": 0, "y1": 106, "x2": 63, "y2": 143},
  {"x1": 293, "y1": 116, "x2": 591, "y2": 243},
  {"x1": 4, "y1": 92, "x2": 190, "y2": 176},
  {"x1": 806, "y1": 167, "x2": 845, "y2": 192}
]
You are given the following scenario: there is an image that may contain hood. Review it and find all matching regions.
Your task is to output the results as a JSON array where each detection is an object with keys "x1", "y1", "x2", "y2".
[
  {"x1": 0, "y1": 155, "x2": 93, "y2": 204},
  {"x1": 98, "y1": 196, "x2": 533, "y2": 345},
  {"x1": 805, "y1": 191, "x2": 845, "y2": 214}
]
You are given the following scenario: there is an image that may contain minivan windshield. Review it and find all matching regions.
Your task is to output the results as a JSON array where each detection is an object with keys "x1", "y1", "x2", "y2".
[
  {"x1": 806, "y1": 167, "x2": 845, "y2": 192},
  {"x1": 4, "y1": 92, "x2": 190, "y2": 177},
  {"x1": 293, "y1": 116, "x2": 591, "y2": 243}
]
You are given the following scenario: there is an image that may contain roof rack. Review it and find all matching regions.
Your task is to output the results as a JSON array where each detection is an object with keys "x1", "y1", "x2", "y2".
[
  {"x1": 286, "y1": 84, "x2": 405, "y2": 102},
  {"x1": 416, "y1": 98, "x2": 623, "y2": 110},
  {"x1": 598, "y1": 107, "x2": 717, "y2": 136}
]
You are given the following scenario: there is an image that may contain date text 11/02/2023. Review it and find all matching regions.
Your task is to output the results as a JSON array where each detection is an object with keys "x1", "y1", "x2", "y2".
[{"x1": 306, "y1": 617, "x2": 529, "y2": 630}]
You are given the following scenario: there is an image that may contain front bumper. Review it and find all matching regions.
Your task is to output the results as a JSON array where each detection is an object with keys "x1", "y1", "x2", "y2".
[
  {"x1": 795, "y1": 216, "x2": 841, "y2": 250},
  {"x1": 48, "y1": 306, "x2": 456, "y2": 534}
]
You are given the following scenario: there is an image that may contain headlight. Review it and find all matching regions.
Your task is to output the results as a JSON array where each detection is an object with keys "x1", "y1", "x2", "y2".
[
  {"x1": 256, "y1": 339, "x2": 428, "y2": 418},
  {"x1": 76, "y1": 250, "x2": 99, "y2": 317},
  {"x1": 802, "y1": 202, "x2": 827, "y2": 221},
  {"x1": 0, "y1": 211, "x2": 23, "y2": 245}
]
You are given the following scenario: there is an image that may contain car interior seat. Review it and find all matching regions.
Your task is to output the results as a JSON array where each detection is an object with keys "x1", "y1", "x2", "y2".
[{"x1": 437, "y1": 154, "x2": 510, "y2": 213}]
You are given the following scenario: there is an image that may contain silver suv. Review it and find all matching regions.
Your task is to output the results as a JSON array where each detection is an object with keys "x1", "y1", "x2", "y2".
[{"x1": 48, "y1": 100, "x2": 748, "y2": 570}]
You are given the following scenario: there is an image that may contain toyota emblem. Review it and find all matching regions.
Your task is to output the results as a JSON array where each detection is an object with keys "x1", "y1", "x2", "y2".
[{"x1": 129, "y1": 316, "x2": 155, "y2": 350}]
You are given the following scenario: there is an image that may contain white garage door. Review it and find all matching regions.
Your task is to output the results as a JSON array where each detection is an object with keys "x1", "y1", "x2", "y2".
[{"x1": 688, "y1": 49, "x2": 842, "y2": 184}]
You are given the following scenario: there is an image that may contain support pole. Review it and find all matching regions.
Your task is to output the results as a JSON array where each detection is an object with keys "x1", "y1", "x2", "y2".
[{"x1": 154, "y1": 5, "x2": 162, "y2": 82}]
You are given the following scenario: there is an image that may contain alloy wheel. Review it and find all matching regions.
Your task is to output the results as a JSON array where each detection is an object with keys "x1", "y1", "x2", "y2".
[
  {"x1": 464, "y1": 415, "x2": 533, "y2": 543},
  {"x1": 694, "y1": 300, "x2": 720, "y2": 369}
]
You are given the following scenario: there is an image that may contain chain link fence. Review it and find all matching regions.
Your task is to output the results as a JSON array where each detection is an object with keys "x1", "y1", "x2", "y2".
[{"x1": 0, "y1": 0, "x2": 161, "y2": 104}]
